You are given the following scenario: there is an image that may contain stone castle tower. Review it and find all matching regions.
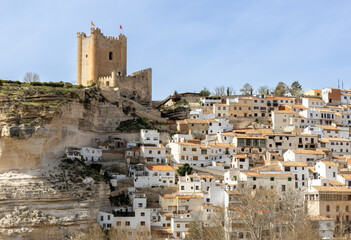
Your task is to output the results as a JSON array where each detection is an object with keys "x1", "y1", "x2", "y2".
[{"x1": 76, "y1": 28, "x2": 152, "y2": 105}]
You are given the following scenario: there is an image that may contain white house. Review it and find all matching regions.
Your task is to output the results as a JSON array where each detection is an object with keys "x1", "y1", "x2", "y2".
[
  {"x1": 140, "y1": 129, "x2": 159, "y2": 146},
  {"x1": 302, "y1": 97, "x2": 325, "y2": 108},
  {"x1": 140, "y1": 144, "x2": 167, "y2": 164},
  {"x1": 178, "y1": 173, "x2": 217, "y2": 195},
  {"x1": 318, "y1": 137, "x2": 351, "y2": 155},
  {"x1": 239, "y1": 172, "x2": 295, "y2": 195},
  {"x1": 97, "y1": 192, "x2": 152, "y2": 232},
  {"x1": 283, "y1": 149, "x2": 325, "y2": 165},
  {"x1": 171, "y1": 214, "x2": 192, "y2": 239},
  {"x1": 278, "y1": 161, "x2": 309, "y2": 190},
  {"x1": 231, "y1": 154, "x2": 249, "y2": 171},
  {"x1": 133, "y1": 165, "x2": 176, "y2": 188},
  {"x1": 208, "y1": 119, "x2": 233, "y2": 134},
  {"x1": 65, "y1": 147, "x2": 102, "y2": 162},
  {"x1": 169, "y1": 142, "x2": 214, "y2": 167},
  {"x1": 315, "y1": 161, "x2": 338, "y2": 180},
  {"x1": 189, "y1": 108, "x2": 215, "y2": 119}
]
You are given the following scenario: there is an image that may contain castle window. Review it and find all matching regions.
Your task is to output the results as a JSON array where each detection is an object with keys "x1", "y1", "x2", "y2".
[
  {"x1": 118, "y1": 71, "x2": 121, "y2": 76},
  {"x1": 109, "y1": 52, "x2": 113, "y2": 60},
  {"x1": 86, "y1": 54, "x2": 88, "y2": 58},
  {"x1": 106, "y1": 81, "x2": 110, "y2": 86}
]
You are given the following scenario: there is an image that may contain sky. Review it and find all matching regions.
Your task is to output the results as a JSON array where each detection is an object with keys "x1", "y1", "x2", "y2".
[{"x1": 1, "y1": 0, "x2": 351, "y2": 100}]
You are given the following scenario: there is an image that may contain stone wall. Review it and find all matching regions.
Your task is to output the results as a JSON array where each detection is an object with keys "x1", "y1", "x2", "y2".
[{"x1": 119, "y1": 68, "x2": 152, "y2": 105}]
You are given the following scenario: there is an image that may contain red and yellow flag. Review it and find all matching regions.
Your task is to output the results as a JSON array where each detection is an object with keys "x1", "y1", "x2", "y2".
[{"x1": 91, "y1": 21, "x2": 95, "y2": 27}]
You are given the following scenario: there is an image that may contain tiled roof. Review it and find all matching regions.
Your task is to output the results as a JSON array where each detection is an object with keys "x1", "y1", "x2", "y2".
[
  {"x1": 242, "y1": 172, "x2": 293, "y2": 178},
  {"x1": 319, "y1": 137, "x2": 350, "y2": 143},
  {"x1": 289, "y1": 149, "x2": 325, "y2": 155},
  {"x1": 209, "y1": 143, "x2": 236, "y2": 148},
  {"x1": 312, "y1": 186, "x2": 351, "y2": 192},
  {"x1": 279, "y1": 161, "x2": 308, "y2": 167},
  {"x1": 145, "y1": 165, "x2": 175, "y2": 171},
  {"x1": 233, "y1": 154, "x2": 247, "y2": 159},
  {"x1": 272, "y1": 110, "x2": 297, "y2": 114},
  {"x1": 320, "y1": 161, "x2": 338, "y2": 166}
]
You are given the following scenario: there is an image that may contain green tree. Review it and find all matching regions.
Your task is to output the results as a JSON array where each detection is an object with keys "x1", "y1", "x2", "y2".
[
  {"x1": 289, "y1": 81, "x2": 302, "y2": 96},
  {"x1": 240, "y1": 83, "x2": 253, "y2": 95},
  {"x1": 226, "y1": 86, "x2": 234, "y2": 96},
  {"x1": 177, "y1": 163, "x2": 193, "y2": 176},
  {"x1": 274, "y1": 82, "x2": 289, "y2": 96},
  {"x1": 199, "y1": 87, "x2": 211, "y2": 97}
]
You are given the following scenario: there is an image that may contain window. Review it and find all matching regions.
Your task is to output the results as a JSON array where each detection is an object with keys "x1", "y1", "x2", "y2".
[
  {"x1": 109, "y1": 52, "x2": 113, "y2": 60},
  {"x1": 253, "y1": 177, "x2": 256, "y2": 181},
  {"x1": 177, "y1": 224, "x2": 181, "y2": 228},
  {"x1": 192, "y1": 148, "x2": 196, "y2": 152},
  {"x1": 181, "y1": 186, "x2": 185, "y2": 190},
  {"x1": 326, "y1": 205, "x2": 330, "y2": 212},
  {"x1": 125, "y1": 221, "x2": 130, "y2": 226},
  {"x1": 107, "y1": 215, "x2": 110, "y2": 220},
  {"x1": 138, "y1": 203, "x2": 143, "y2": 207},
  {"x1": 100, "y1": 216, "x2": 103, "y2": 221},
  {"x1": 140, "y1": 221, "x2": 145, "y2": 226},
  {"x1": 141, "y1": 212, "x2": 145, "y2": 216},
  {"x1": 336, "y1": 205, "x2": 340, "y2": 212},
  {"x1": 270, "y1": 177, "x2": 274, "y2": 181},
  {"x1": 282, "y1": 185, "x2": 286, "y2": 192},
  {"x1": 288, "y1": 177, "x2": 292, "y2": 181},
  {"x1": 116, "y1": 221, "x2": 121, "y2": 226}
]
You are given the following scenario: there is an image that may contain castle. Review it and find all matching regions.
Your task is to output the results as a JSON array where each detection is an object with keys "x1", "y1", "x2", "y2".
[{"x1": 76, "y1": 28, "x2": 152, "y2": 105}]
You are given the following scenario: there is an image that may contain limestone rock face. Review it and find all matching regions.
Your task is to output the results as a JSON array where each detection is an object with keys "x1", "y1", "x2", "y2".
[
  {"x1": 0, "y1": 89, "x2": 130, "y2": 172},
  {"x1": 0, "y1": 160, "x2": 110, "y2": 239}
]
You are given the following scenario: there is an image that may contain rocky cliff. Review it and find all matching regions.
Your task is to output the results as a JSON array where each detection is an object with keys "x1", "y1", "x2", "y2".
[
  {"x1": 0, "y1": 82, "x2": 164, "y2": 239},
  {"x1": 0, "y1": 159, "x2": 110, "y2": 239}
]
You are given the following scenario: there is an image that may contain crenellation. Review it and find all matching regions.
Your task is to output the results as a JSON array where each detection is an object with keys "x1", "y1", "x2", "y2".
[{"x1": 76, "y1": 28, "x2": 152, "y2": 105}]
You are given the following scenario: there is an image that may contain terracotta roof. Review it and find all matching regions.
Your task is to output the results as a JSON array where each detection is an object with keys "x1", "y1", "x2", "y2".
[
  {"x1": 339, "y1": 174, "x2": 351, "y2": 181},
  {"x1": 320, "y1": 161, "x2": 338, "y2": 167},
  {"x1": 286, "y1": 104, "x2": 308, "y2": 109},
  {"x1": 272, "y1": 110, "x2": 297, "y2": 114},
  {"x1": 145, "y1": 165, "x2": 175, "y2": 171},
  {"x1": 235, "y1": 134, "x2": 266, "y2": 139},
  {"x1": 175, "y1": 142, "x2": 210, "y2": 149},
  {"x1": 251, "y1": 165, "x2": 282, "y2": 172},
  {"x1": 312, "y1": 186, "x2": 351, "y2": 192},
  {"x1": 233, "y1": 154, "x2": 247, "y2": 159},
  {"x1": 279, "y1": 161, "x2": 308, "y2": 167},
  {"x1": 183, "y1": 119, "x2": 217, "y2": 124},
  {"x1": 329, "y1": 180, "x2": 345, "y2": 186},
  {"x1": 209, "y1": 143, "x2": 236, "y2": 148},
  {"x1": 315, "y1": 125, "x2": 339, "y2": 131},
  {"x1": 242, "y1": 172, "x2": 293, "y2": 178},
  {"x1": 289, "y1": 149, "x2": 325, "y2": 155},
  {"x1": 141, "y1": 144, "x2": 165, "y2": 150},
  {"x1": 315, "y1": 108, "x2": 336, "y2": 113},
  {"x1": 319, "y1": 137, "x2": 351, "y2": 143},
  {"x1": 302, "y1": 97, "x2": 324, "y2": 101}
]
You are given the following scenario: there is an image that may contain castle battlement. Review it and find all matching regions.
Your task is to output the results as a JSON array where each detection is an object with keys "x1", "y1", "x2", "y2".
[
  {"x1": 130, "y1": 68, "x2": 152, "y2": 77},
  {"x1": 76, "y1": 28, "x2": 152, "y2": 105}
]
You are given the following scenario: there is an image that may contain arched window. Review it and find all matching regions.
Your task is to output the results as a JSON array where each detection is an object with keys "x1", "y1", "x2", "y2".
[{"x1": 109, "y1": 52, "x2": 113, "y2": 60}]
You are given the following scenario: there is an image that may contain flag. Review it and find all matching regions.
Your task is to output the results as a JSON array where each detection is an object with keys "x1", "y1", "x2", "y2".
[
  {"x1": 91, "y1": 21, "x2": 95, "y2": 27},
  {"x1": 120, "y1": 25, "x2": 123, "y2": 30}
]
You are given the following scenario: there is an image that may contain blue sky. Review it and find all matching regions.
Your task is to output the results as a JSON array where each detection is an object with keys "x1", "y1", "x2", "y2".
[{"x1": 1, "y1": 0, "x2": 351, "y2": 100}]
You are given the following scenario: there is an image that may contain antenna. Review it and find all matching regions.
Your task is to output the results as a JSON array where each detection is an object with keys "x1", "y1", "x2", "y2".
[
  {"x1": 342, "y1": 81, "x2": 344, "y2": 90},
  {"x1": 338, "y1": 79, "x2": 340, "y2": 89}
]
